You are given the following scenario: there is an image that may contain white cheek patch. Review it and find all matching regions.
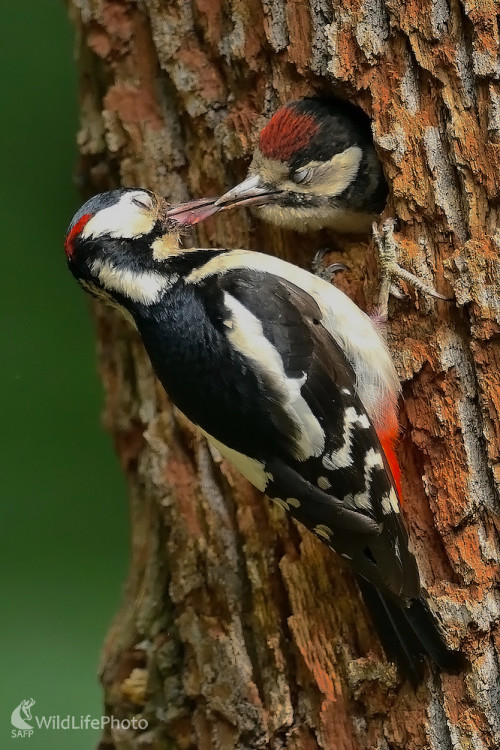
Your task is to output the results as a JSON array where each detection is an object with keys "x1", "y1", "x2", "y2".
[
  {"x1": 82, "y1": 192, "x2": 155, "y2": 240},
  {"x1": 223, "y1": 293, "x2": 325, "y2": 461},
  {"x1": 322, "y1": 407, "x2": 370, "y2": 471},
  {"x1": 91, "y1": 258, "x2": 170, "y2": 305},
  {"x1": 289, "y1": 146, "x2": 363, "y2": 198}
]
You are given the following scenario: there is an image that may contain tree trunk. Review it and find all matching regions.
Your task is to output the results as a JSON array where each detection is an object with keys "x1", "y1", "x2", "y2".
[{"x1": 67, "y1": 1, "x2": 499, "y2": 748}]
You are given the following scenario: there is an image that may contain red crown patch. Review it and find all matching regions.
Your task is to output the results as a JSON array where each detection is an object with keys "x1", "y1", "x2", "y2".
[{"x1": 258, "y1": 106, "x2": 320, "y2": 161}]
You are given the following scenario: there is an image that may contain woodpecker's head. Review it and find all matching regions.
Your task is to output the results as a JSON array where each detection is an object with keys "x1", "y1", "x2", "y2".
[
  {"x1": 216, "y1": 97, "x2": 388, "y2": 233},
  {"x1": 65, "y1": 188, "x2": 218, "y2": 310}
]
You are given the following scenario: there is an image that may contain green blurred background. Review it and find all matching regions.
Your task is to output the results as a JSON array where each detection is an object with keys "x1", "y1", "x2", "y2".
[{"x1": 2, "y1": 4, "x2": 128, "y2": 748}]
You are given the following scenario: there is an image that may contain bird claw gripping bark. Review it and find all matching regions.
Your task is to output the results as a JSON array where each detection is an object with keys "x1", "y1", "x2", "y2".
[
  {"x1": 310, "y1": 248, "x2": 349, "y2": 283},
  {"x1": 372, "y1": 219, "x2": 451, "y2": 319}
]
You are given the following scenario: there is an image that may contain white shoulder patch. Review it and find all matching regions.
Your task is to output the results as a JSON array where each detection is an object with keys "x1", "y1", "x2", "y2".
[
  {"x1": 223, "y1": 292, "x2": 325, "y2": 461},
  {"x1": 294, "y1": 146, "x2": 363, "y2": 198},
  {"x1": 187, "y1": 250, "x2": 400, "y2": 434},
  {"x1": 352, "y1": 448, "x2": 384, "y2": 511},
  {"x1": 322, "y1": 407, "x2": 370, "y2": 471}
]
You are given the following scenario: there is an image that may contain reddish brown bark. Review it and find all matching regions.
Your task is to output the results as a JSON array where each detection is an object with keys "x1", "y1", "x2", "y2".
[{"x1": 67, "y1": 0, "x2": 499, "y2": 748}]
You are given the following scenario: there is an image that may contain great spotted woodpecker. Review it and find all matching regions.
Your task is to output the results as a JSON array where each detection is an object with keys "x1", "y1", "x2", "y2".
[
  {"x1": 213, "y1": 97, "x2": 449, "y2": 314},
  {"x1": 65, "y1": 187, "x2": 461, "y2": 684}
]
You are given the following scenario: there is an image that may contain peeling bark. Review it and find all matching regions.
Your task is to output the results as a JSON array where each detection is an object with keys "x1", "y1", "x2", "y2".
[{"x1": 66, "y1": 1, "x2": 499, "y2": 748}]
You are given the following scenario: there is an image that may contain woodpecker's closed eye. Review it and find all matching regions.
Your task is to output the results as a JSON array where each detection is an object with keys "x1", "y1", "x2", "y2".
[
  {"x1": 132, "y1": 196, "x2": 152, "y2": 210},
  {"x1": 292, "y1": 168, "x2": 313, "y2": 185}
]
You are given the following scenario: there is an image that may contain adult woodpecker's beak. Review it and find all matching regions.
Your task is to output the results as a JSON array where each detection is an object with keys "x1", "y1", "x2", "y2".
[
  {"x1": 215, "y1": 174, "x2": 280, "y2": 210},
  {"x1": 165, "y1": 197, "x2": 221, "y2": 226}
]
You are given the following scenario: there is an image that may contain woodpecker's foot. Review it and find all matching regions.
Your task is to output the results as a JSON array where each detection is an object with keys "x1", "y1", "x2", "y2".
[
  {"x1": 372, "y1": 220, "x2": 450, "y2": 319},
  {"x1": 311, "y1": 248, "x2": 349, "y2": 283}
]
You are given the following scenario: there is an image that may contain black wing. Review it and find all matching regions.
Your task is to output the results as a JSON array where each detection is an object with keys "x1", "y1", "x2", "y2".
[{"x1": 209, "y1": 267, "x2": 420, "y2": 600}]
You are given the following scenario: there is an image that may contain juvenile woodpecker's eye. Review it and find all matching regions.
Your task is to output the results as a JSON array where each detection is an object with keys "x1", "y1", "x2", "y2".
[
  {"x1": 292, "y1": 168, "x2": 314, "y2": 185},
  {"x1": 132, "y1": 196, "x2": 152, "y2": 210}
]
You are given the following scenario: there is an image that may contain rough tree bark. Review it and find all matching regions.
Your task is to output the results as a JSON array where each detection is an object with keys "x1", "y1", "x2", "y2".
[{"x1": 67, "y1": 1, "x2": 499, "y2": 748}]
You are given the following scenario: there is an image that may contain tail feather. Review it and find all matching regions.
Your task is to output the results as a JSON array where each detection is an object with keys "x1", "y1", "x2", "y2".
[
  {"x1": 356, "y1": 576, "x2": 423, "y2": 685},
  {"x1": 404, "y1": 596, "x2": 465, "y2": 673},
  {"x1": 356, "y1": 576, "x2": 463, "y2": 686}
]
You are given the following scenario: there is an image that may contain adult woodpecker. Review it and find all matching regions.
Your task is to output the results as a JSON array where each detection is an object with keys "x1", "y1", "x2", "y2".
[
  {"x1": 213, "y1": 96, "x2": 448, "y2": 313},
  {"x1": 65, "y1": 187, "x2": 461, "y2": 685}
]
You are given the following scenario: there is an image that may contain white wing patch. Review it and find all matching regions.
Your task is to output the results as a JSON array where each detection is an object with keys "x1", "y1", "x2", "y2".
[
  {"x1": 352, "y1": 448, "x2": 384, "y2": 511},
  {"x1": 322, "y1": 407, "x2": 370, "y2": 471},
  {"x1": 314, "y1": 524, "x2": 334, "y2": 541},
  {"x1": 272, "y1": 497, "x2": 301, "y2": 511},
  {"x1": 90, "y1": 258, "x2": 171, "y2": 305},
  {"x1": 223, "y1": 292, "x2": 325, "y2": 461},
  {"x1": 317, "y1": 476, "x2": 331, "y2": 490},
  {"x1": 381, "y1": 488, "x2": 400, "y2": 515}
]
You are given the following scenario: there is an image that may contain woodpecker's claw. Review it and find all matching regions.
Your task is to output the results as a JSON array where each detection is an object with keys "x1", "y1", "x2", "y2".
[
  {"x1": 311, "y1": 248, "x2": 349, "y2": 283},
  {"x1": 372, "y1": 220, "x2": 451, "y2": 319},
  {"x1": 389, "y1": 283, "x2": 406, "y2": 300}
]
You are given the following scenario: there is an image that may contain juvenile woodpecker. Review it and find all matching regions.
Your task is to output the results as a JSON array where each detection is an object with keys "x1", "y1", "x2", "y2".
[
  {"x1": 65, "y1": 188, "x2": 461, "y2": 684},
  {"x1": 217, "y1": 96, "x2": 387, "y2": 234},
  {"x1": 214, "y1": 96, "x2": 448, "y2": 313}
]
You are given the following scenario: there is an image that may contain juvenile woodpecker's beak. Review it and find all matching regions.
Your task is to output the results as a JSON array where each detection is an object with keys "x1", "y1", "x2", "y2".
[
  {"x1": 165, "y1": 198, "x2": 221, "y2": 227},
  {"x1": 215, "y1": 175, "x2": 280, "y2": 210}
]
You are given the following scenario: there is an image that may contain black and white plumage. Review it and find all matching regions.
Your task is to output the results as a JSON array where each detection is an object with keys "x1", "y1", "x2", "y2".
[{"x1": 65, "y1": 188, "x2": 462, "y2": 684}]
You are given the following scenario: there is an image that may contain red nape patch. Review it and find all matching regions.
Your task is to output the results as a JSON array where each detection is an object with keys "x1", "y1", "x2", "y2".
[
  {"x1": 377, "y1": 430, "x2": 403, "y2": 503},
  {"x1": 64, "y1": 213, "x2": 92, "y2": 258},
  {"x1": 258, "y1": 106, "x2": 320, "y2": 161}
]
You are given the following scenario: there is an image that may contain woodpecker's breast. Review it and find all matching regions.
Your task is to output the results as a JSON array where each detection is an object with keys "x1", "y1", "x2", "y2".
[
  {"x1": 254, "y1": 204, "x2": 377, "y2": 234},
  {"x1": 134, "y1": 281, "x2": 298, "y2": 460}
]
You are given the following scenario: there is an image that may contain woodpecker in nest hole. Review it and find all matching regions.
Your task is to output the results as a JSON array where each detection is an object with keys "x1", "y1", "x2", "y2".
[
  {"x1": 65, "y1": 187, "x2": 462, "y2": 685},
  {"x1": 213, "y1": 96, "x2": 450, "y2": 316}
]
